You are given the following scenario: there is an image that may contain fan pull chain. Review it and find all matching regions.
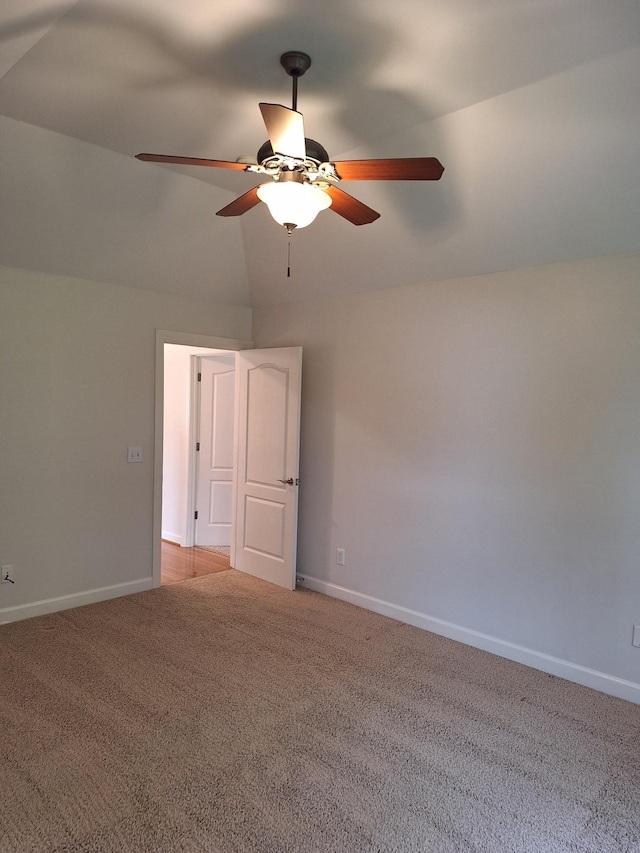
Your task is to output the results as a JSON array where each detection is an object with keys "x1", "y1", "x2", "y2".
[{"x1": 285, "y1": 224, "x2": 295, "y2": 277}]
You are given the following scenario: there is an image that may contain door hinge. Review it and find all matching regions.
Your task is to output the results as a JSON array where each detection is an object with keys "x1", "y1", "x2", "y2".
[
  {"x1": 197, "y1": 372, "x2": 201, "y2": 381},
  {"x1": 194, "y1": 510, "x2": 198, "y2": 520},
  {"x1": 196, "y1": 442, "x2": 200, "y2": 451}
]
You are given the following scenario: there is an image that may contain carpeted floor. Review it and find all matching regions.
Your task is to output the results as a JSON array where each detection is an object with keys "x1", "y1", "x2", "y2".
[
  {"x1": 196, "y1": 545, "x2": 231, "y2": 557},
  {"x1": 1, "y1": 570, "x2": 639, "y2": 852}
]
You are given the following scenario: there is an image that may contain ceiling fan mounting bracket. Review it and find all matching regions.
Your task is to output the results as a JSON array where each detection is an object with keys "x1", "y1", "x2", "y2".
[{"x1": 280, "y1": 51, "x2": 311, "y2": 78}]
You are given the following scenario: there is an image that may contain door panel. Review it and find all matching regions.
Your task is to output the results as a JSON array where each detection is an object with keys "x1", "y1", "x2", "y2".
[
  {"x1": 246, "y1": 365, "x2": 288, "y2": 485},
  {"x1": 234, "y1": 347, "x2": 302, "y2": 590},
  {"x1": 196, "y1": 357, "x2": 235, "y2": 546},
  {"x1": 244, "y1": 496, "x2": 286, "y2": 557},
  {"x1": 209, "y1": 482, "x2": 233, "y2": 525}
]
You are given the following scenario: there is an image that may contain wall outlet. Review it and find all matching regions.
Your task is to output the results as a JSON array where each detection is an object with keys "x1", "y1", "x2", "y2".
[
  {"x1": 127, "y1": 447, "x2": 143, "y2": 463},
  {"x1": 632, "y1": 626, "x2": 640, "y2": 648},
  {"x1": 336, "y1": 548, "x2": 346, "y2": 566},
  {"x1": 1, "y1": 565, "x2": 14, "y2": 584}
]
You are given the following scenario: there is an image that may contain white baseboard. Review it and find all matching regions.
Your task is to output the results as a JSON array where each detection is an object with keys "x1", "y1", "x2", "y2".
[
  {"x1": 297, "y1": 575, "x2": 640, "y2": 705},
  {"x1": 162, "y1": 531, "x2": 181, "y2": 545},
  {"x1": 0, "y1": 578, "x2": 154, "y2": 625}
]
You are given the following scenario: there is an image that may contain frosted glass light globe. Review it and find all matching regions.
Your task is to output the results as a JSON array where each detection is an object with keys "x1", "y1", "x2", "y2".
[{"x1": 257, "y1": 181, "x2": 332, "y2": 228}]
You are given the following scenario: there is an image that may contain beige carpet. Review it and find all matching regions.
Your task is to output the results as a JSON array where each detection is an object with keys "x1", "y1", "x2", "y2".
[
  {"x1": 196, "y1": 545, "x2": 231, "y2": 557},
  {"x1": 1, "y1": 571, "x2": 639, "y2": 852}
]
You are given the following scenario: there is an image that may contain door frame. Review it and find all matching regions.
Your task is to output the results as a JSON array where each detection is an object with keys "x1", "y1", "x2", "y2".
[{"x1": 153, "y1": 330, "x2": 252, "y2": 588}]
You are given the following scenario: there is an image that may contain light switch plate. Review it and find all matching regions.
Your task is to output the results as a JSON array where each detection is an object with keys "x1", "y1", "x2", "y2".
[{"x1": 127, "y1": 447, "x2": 142, "y2": 463}]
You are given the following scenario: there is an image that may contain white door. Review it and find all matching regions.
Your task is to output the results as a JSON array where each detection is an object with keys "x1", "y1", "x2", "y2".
[
  {"x1": 196, "y1": 356, "x2": 235, "y2": 546},
  {"x1": 233, "y1": 347, "x2": 302, "y2": 590}
]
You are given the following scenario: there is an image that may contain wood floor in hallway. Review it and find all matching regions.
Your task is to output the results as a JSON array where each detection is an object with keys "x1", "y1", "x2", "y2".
[{"x1": 161, "y1": 540, "x2": 231, "y2": 585}]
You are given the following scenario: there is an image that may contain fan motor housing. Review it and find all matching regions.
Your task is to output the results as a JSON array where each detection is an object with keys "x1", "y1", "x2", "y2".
[{"x1": 257, "y1": 138, "x2": 329, "y2": 166}]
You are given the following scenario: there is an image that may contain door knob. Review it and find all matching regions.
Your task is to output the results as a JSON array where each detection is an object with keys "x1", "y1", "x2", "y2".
[{"x1": 277, "y1": 477, "x2": 294, "y2": 485}]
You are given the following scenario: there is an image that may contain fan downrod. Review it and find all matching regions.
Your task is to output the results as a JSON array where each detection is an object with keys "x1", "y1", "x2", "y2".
[{"x1": 281, "y1": 51, "x2": 311, "y2": 111}]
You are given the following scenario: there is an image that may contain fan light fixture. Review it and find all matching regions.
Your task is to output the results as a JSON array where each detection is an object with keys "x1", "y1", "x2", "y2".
[{"x1": 257, "y1": 179, "x2": 331, "y2": 229}]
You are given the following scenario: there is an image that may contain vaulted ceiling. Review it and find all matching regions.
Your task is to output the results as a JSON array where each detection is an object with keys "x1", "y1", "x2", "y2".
[{"x1": 1, "y1": 0, "x2": 639, "y2": 307}]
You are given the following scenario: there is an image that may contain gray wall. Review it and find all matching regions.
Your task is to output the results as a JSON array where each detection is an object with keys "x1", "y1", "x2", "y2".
[
  {"x1": 253, "y1": 252, "x2": 640, "y2": 699},
  {"x1": 0, "y1": 265, "x2": 251, "y2": 620}
]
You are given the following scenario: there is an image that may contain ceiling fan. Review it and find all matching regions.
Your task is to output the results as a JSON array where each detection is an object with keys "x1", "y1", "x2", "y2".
[{"x1": 136, "y1": 51, "x2": 444, "y2": 234}]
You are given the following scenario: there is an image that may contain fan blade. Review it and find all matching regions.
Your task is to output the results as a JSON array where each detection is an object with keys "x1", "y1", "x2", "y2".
[
  {"x1": 332, "y1": 157, "x2": 444, "y2": 181},
  {"x1": 216, "y1": 186, "x2": 262, "y2": 217},
  {"x1": 136, "y1": 153, "x2": 248, "y2": 170},
  {"x1": 259, "y1": 103, "x2": 306, "y2": 161},
  {"x1": 324, "y1": 185, "x2": 380, "y2": 226}
]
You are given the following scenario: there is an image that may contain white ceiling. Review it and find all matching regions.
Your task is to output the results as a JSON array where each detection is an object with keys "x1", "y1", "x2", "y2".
[{"x1": 1, "y1": 0, "x2": 639, "y2": 307}]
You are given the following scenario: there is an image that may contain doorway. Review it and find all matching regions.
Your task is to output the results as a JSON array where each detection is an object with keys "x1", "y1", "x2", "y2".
[
  {"x1": 153, "y1": 330, "x2": 252, "y2": 588},
  {"x1": 161, "y1": 344, "x2": 236, "y2": 584},
  {"x1": 153, "y1": 331, "x2": 303, "y2": 591}
]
